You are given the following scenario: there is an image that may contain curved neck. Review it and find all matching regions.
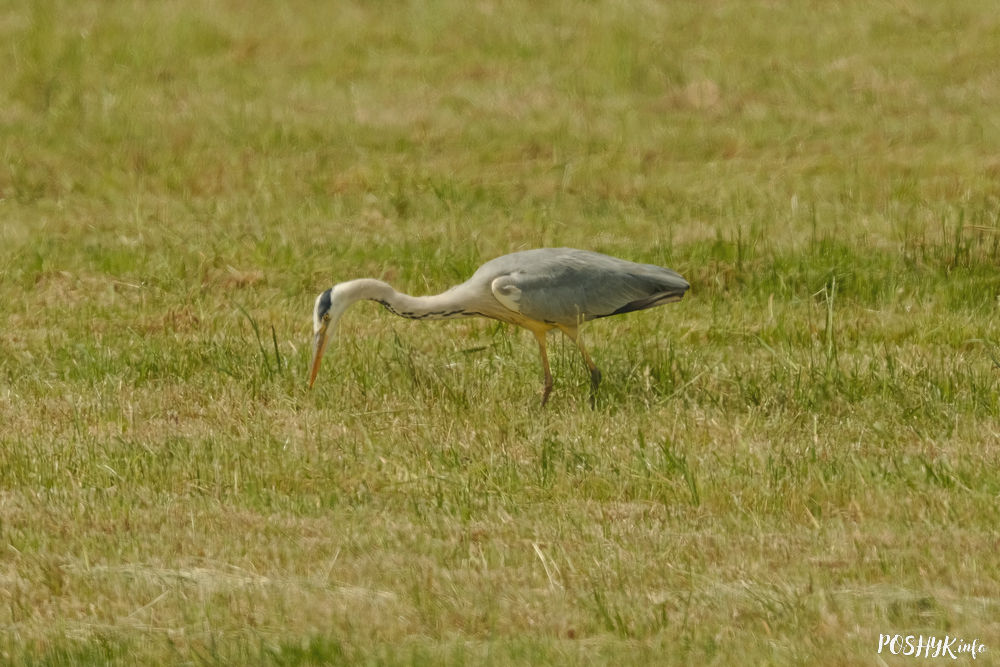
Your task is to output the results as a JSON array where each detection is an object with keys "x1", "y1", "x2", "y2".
[{"x1": 333, "y1": 278, "x2": 477, "y2": 321}]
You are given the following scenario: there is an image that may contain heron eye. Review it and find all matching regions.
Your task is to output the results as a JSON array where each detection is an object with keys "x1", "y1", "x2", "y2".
[{"x1": 323, "y1": 313, "x2": 331, "y2": 323}]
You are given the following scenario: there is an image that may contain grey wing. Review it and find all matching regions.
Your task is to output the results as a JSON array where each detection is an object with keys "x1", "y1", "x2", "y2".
[{"x1": 488, "y1": 249, "x2": 689, "y2": 326}]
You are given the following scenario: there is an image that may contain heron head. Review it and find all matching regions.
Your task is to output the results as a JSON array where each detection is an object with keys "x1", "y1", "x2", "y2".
[{"x1": 309, "y1": 288, "x2": 336, "y2": 388}]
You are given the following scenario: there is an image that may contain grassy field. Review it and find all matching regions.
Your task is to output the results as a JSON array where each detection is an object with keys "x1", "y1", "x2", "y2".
[{"x1": 3, "y1": 0, "x2": 1000, "y2": 664}]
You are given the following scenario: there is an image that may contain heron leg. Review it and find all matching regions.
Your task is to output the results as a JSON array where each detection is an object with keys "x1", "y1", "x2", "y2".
[
  {"x1": 532, "y1": 329, "x2": 554, "y2": 406},
  {"x1": 557, "y1": 325, "x2": 602, "y2": 407}
]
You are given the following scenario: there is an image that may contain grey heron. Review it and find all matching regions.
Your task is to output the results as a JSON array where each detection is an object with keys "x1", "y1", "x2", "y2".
[{"x1": 310, "y1": 247, "x2": 689, "y2": 405}]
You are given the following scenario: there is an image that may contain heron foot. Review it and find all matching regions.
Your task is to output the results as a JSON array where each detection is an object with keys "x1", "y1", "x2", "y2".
[
  {"x1": 589, "y1": 367, "x2": 602, "y2": 390},
  {"x1": 541, "y1": 380, "x2": 553, "y2": 407},
  {"x1": 588, "y1": 367, "x2": 602, "y2": 409}
]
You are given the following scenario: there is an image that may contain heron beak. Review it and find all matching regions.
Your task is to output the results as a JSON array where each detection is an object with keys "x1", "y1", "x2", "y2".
[{"x1": 308, "y1": 320, "x2": 330, "y2": 388}]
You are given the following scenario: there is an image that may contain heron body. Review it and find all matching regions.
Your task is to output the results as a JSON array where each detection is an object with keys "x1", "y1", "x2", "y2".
[{"x1": 310, "y1": 248, "x2": 689, "y2": 405}]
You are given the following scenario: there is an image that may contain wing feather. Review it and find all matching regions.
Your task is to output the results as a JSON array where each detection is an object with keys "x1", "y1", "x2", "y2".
[{"x1": 484, "y1": 249, "x2": 688, "y2": 326}]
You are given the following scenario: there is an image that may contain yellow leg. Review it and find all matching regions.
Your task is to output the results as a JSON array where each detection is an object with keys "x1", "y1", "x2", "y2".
[
  {"x1": 558, "y1": 325, "x2": 602, "y2": 407},
  {"x1": 532, "y1": 329, "x2": 554, "y2": 406}
]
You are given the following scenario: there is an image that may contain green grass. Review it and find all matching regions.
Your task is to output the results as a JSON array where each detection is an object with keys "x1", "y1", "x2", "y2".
[{"x1": 2, "y1": 0, "x2": 1000, "y2": 664}]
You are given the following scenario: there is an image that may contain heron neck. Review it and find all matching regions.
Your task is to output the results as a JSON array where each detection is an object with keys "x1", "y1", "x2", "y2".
[{"x1": 335, "y1": 278, "x2": 476, "y2": 320}]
